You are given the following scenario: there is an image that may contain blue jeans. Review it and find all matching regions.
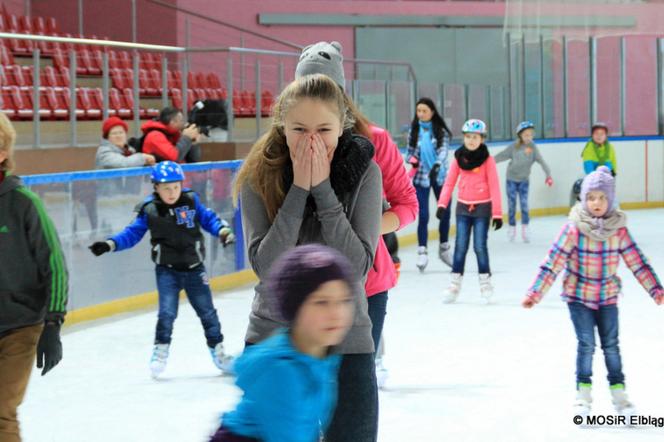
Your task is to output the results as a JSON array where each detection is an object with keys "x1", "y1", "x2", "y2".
[
  {"x1": 506, "y1": 180, "x2": 530, "y2": 226},
  {"x1": 415, "y1": 183, "x2": 451, "y2": 246},
  {"x1": 367, "y1": 292, "x2": 388, "y2": 354},
  {"x1": 568, "y1": 302, "x2": 624, "y2": 387},
  {"x1": 452, "y1": 215, "x2": 490, "y2": 275},
  {"x1": 155, "y1": 264, "x2": 223, "y2": 348}
]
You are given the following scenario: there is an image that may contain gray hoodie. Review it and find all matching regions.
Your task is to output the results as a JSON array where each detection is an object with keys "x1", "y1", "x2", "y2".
[
  {"x1": 0, "y1": 173, "x2": 68, "y2": 336},
  {"x1": 494, "y1": 141, "x2": 552, "y2": 183},
  {"x1": 95, "y1": 138, "x2": 146, "y2": 169},
  {"x1": 241, "y1": 143, "x2": 383, "y2": 355}
]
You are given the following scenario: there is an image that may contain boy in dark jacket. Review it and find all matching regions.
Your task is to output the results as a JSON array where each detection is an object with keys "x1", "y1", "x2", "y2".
[
  {"x1": 89, "y1": 161, "x2": 235, "y2": 378},
  {"x1": 0, "y1": 114, "x2": 67, "y2": 441}
]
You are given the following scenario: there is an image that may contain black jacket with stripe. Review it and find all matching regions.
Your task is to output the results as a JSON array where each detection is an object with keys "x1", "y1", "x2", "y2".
[{"x1": 0, "y1": 173, "x2": 68, "y2": 337}]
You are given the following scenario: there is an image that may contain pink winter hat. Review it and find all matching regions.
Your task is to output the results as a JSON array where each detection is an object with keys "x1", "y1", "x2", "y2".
[{"x1": 580, "y1": 166, "x2": 615, "y2": 214}]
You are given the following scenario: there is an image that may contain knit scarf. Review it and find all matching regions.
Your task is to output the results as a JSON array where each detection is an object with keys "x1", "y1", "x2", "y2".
[
  {"x1": 418, "y1": 121, "x2": 437, "y2": 172},
  {"x1": 454, "y1": 144, "x2": 490, "y2": 171},
  {"x1": 569, "y1": 203, "x2": 627, "y2": 242}
]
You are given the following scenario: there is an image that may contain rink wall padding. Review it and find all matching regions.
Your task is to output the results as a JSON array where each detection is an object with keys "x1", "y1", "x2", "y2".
[
  {"x1": 396, "y1": 136, "x2": 664, "y2": 246},
  {"x1": 20, "y1": 138, "x2": 663, "y2": 327}
]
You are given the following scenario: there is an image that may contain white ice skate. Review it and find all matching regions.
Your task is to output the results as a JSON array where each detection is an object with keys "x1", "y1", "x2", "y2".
[
  {"x1": 210, "y1": 342, "x2": 235, "y2": 374},
  {"x1": 150, "y1": 343, "x2": 170, "y2": 378},
  {"x1": 478, "y1": 274, "x2": 493, "y2": 303},
  {"x1": 508, "y1": 225, "x2": 516, "y2": 242},
  {"x1": 611, "y1": 385, "x2": 637, "y2": 419},
  {"x1": 375, "y1": 357, "x2": 388, "y2": 390},
  {"x1": 416, "y1": 246, "x2": 428, "y2": 273},
  {"x1": 522, "y1": 225, "x2": 530, "y2": 243},
  {"x1": 443, "y1": 273, "x2": 463, "y2": 304},
  {"x1": 573, "y1": 384, "x2": 592, "y2": 420},
  {"x1": 438, "y1": 242, "x2": 453, "y2": 268}
]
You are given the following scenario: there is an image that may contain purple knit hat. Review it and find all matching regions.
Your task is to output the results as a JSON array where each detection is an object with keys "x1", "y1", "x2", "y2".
[
  {"x1": 267, "y1": 244, "x2": 354, "y2": 322},
  {"x1": 580, "y1": 166, "x2": 615, "y2": 214}
]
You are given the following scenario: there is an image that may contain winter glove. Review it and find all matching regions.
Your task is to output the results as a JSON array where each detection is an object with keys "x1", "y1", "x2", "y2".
[
  {"x1": 545, "y1": 177, "x2": 554, "y2": 187},
  {"x1": 36, "y1": 322, "x2": 62, "y2": 376},
  {"x1": 428, "y1": 164, "x2": 440, "y2": 183},
  {"x1": 219, "y1": 227, "x2": 236, "y2": 247},
  {"x1": 89, "y1": 241, "x2": 111, "y2": 256},
  {"x1": 492, "y1": 218, "x2": 503, "y2": 231},
  {"x1": 436, "y1": 207, "x2": 446, "y2": 220},
  {"x1": 408, "y1": 157, "x2": 419, "y2": 169}
]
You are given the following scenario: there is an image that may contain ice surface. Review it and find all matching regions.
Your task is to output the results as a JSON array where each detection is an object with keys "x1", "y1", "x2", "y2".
[{"x1": 20, "y1": 210, "x2": 664, "y2": 441}]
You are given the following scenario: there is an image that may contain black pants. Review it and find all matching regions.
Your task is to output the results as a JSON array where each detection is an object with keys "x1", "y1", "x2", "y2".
[
  {"x1": 367, "y1": 292, "x2": 388, "y2": 353},
  {"x1": 325, "y1": 353, "x2": 378, "y2": 442}
]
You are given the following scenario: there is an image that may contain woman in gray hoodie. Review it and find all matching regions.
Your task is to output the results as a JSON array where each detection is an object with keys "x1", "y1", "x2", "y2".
[{"x1": 233, "y1": 75, "x2": 383, "y2": 442}]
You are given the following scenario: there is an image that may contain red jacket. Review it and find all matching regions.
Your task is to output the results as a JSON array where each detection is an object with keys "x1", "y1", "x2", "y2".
[
  {"x1": 365, "y1": 125, "x2": 418, "y2": 297},
  {"x1": 141, "y1": 120, "x2": 182, "y2": 162},
  {"x1": 438, "y1": 156, "x2": 503, "y2": 219}
]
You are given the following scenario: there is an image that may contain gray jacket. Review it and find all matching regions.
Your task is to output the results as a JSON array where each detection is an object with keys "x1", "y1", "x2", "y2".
[
  {"x1": 241, "y1": 158, "x2": 383, "y2": 354},
  {"x1": 95, "y1": 139, "x2": 146, "y2": 169},
  {"x1": 494, "y1": 141, "x2": 552, "y2": 182}
]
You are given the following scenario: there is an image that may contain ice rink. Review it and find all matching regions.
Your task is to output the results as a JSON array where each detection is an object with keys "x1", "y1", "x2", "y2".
[{"x1": 20, "y1": 209, "x2": 664, "y2": 441}]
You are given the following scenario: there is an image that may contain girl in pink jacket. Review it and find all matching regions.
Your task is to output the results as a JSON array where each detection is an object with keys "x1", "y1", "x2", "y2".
[{"x1": 436, "y1": 119, "x2": 503, "y2": 303}]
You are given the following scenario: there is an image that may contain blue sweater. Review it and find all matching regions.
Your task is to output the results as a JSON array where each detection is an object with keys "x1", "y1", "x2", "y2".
[{"x1": 221, "y1": 330, "x2": 341, "y2": 442}]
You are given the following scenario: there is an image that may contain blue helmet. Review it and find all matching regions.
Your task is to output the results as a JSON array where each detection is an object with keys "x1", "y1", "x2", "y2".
[
  {"x1": 151, "y1": 161, "x2": 185, "y2": 183},
  {"x1": 461, "y1": 119, "x2": 487, "y2": 135},
  {"x1": 516, "y1": 120, "x2": 535, "y2": 135}
]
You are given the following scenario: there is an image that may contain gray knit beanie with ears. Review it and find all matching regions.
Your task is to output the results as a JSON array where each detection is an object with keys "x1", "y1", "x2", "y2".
[{"x1": 295, "y1": 41, "x2": 345, "y2": 89}]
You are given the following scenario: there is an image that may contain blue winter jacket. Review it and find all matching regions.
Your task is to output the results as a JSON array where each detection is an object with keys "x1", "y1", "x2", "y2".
[{"x1": 220, "y1": 330, "x2": 341, "y2": 442}]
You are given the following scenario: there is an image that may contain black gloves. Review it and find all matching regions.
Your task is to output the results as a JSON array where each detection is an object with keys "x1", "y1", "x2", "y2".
[
  {"x1": 37, "y1": 322, "x2": 62, "y2": 376},
  {"x1": 436, "y1": 207, "x2": 446, "y2": 220},
  {"x1": 492, "y1": 218, "x2": 503, "y2": 231},
  {"x1": 89, "y1": 241, "x2": 111, "y2": 256},
  {"x1": 428, "y1": 164, "x2": 440, "y2": 183}
]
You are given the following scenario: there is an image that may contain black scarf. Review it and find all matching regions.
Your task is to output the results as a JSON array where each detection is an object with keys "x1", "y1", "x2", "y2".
[
  {"x1": 454, "y1": 144, "x2": 490, "y2": 170},
  {"x1": 283, "y1": 130, "x2": 375, "y2": 211}
]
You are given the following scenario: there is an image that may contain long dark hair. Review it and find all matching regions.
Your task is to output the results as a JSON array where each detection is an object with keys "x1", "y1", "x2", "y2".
[{"x1": 409, "y1": 98, "x2": 452, "y2": 149}]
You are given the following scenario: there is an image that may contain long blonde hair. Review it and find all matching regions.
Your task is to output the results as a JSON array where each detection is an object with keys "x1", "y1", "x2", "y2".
[
  {"x1": 233, "y1": 74, "x2": 354, "y2": 221},
  {"x1": 0, "y1": 113, "x2": 16, "y2": 172}
]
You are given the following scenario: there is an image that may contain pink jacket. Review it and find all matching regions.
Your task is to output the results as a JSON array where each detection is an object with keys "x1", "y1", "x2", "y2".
[
  {"x1": 365, "y1": 125, "x2": 418, "y2": 297},
  {"x1": 437, "y1": 156, "x2": 502, "y2": 219}
]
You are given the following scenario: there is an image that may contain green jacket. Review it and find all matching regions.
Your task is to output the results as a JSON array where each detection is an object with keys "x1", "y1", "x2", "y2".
[
  {"x1": 0, "y1": 173, "x2": 68, "y2": 336},
  {"x1": 582, "y1": 140, "x2": 617, "y2": 175}
]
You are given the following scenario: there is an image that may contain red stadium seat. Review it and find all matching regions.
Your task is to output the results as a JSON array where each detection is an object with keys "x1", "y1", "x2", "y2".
[
  {"x1": 59, "y1": 87, "x2": 85, "y2": 119},
  {"x1": 8, "y1": 86, "x2": 33, "y2": 120},
  {"x1": 56, "y1": 66, "x2": 71, "y2": 88},
  {"x1": 19, "y1": 16, "x2": 32, "y2": 33},
  {"x1": 139, "y1": 69, "x2": 158, "y2": 96},
  {"x1": 45, "y1": 17, "x2": 58, "y2": 34},
  {"x1": 76, "y1": 88, "x2": 101, "y2": 120},
  {"x1": 109, "y1": 88, "x2": 132, "y2": 119},
  {"x1": 121, "y1": 88, "x2": 149, "y2": 119},
  {"x1": 0, "y1": 44, "x2": 14, "y2": 65},
  {"x1": 33, "y1": 17, "x2": 46, "y2": 33},
  {"x1": 261, "y1": 90, "x2": 273, "y2": 117},
  {"x1": 90, "y1": 88, "x2": 116, "y2": 117},
  {"x1": 207, "y1": 73, "x2": 222, "y2": 89},
  {"x1": 43, "y1": 87, "x2": 68, "y2": 120}
]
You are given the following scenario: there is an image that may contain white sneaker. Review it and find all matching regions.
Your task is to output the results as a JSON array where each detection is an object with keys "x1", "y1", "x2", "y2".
[
  {"x1": 416, "y1": 246, "x2": 428, "y2": 272},
  {"x1": 438, "y1": 242, "x2": 453, "y2": 268},
  {"x1": 574, "y1": 384, "x2": 592, "y2": 419},
  {"x1": 478, "y1": 274, "x2": 493, "y2": 303},
  {"x1": 508, "y1": 226, "x2": 516, "y2": 242},
  {"x1": 611, "y1": 385, "x2": 637, "y2": 418},
  {"x1": 150, "y1": 343, "x2": 170, "y2": 378},
  {"x1": 210, "y1": 342, "x2": 235, "y2": 374},
  {"x1": 443, "y1": 273, "x2": 463, "y2": 303},
  {"x1": 375, "y1": 357, "x2": 388, "y2": 390},
  {"x1": 522, "y1": 225, "x2": 530, "y2": 243}
]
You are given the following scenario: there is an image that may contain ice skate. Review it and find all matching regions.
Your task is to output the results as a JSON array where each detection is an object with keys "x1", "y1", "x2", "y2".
[
  {"x1": 478, "y1": 274, "x2": 494, "y2": 303},
  {"x1": 573, "y1": 384, "x2": 592, "y2": 419},
  {"x1": 150, "y1": 343, "x2": 170, "y2": 378},
  {"x1": 416, "y1": 246, "x2": 428, "y2": 273},
  {"x1": 438, "y1": 242, "x2": 453, "y2": 268},
  {"x1": 443, "y1": 273, "x2": 463, "y2": 303},
  {"x1": 508, "y1": 225, "x2": 516, "y2": 242},
  {"x1": 522, "y1": 224, "x2": 530, "y2": 243},
  {"x1": 210, "y1": 342, "x2": 235, "y2": 374},
  {"x1": 611, "y1": 385, "x2": 637, "y2": 419},
  {"x1": 375, "y1": 357, "x2": 388, "y2": 390}
]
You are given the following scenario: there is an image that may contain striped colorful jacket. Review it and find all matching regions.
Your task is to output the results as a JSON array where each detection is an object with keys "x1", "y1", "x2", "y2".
[{"x1": 527, "y1": 222, "x2": 663, "y2": 309}]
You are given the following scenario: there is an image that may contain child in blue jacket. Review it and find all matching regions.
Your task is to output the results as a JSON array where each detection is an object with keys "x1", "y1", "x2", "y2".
[
  {"x1": 210, "y1": 244, "x2": 355, "y2": 442},
  {"x1": 89, "y1": 161, "x2": 235, "y2": 378}
]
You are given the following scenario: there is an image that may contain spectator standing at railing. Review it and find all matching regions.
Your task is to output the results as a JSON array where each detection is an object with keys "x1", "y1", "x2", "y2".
[
  {"x1": 0, "y1": 113, "x2": 68, "y2": 442},
  {"x1": 96, "y1": 117, "x2": 156, "y2": 169},
  {"x1": 140, "y1": 107, "x2": 201, "y2": 163}
]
